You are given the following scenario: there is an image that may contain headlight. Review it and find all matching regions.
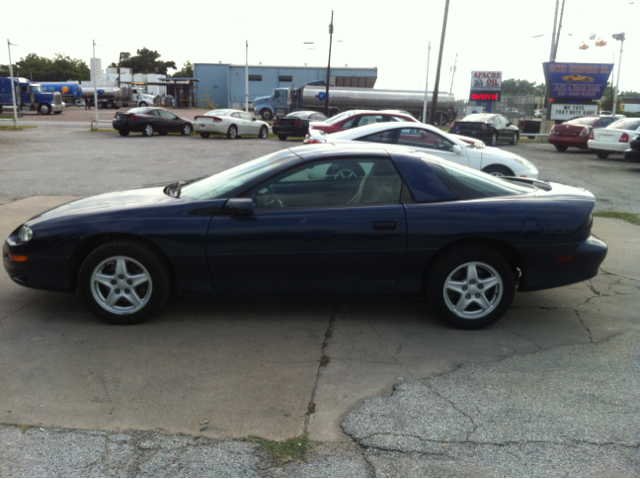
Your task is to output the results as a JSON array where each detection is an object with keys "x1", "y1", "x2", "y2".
[
  {"x1": 18, "y1": 225, "x2": 33, "y2": 242},
  {"x1": 511, "y1": 156, "x2": 535, "y2": 170}
]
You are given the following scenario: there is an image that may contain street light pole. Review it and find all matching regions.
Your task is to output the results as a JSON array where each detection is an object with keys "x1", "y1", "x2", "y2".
[
  {"x1": 612, "y1": 33, "x2": 625, "y2": 114},
  {"x1": 422, "y1": 41, "x2": 431, "y2": 123},
  {"x1": 92, "y1": 40, "x2": 99, "y2": 126},
  {"x1": 7, "y1": 39, "x2": 18, "y2": 129},
  {"x1": 324, "y1": 10, "x2": 334, "y2": 117},
  {"x1": 429, "y1": 0, "x2": 450, "y2": 125},
  {"x1": 245, "y1": 41, "x2": 249, "y2": 114}
]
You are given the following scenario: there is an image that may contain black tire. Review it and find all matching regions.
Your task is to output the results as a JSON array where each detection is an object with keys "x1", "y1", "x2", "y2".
[
  {"x1": 227, "y1": 125, "x2": 238, "y2": 139},
  {"x1": 200, "y1": 133, "x2": 211, "y2": 139},
  {"x1": 143, "y1": 123, "x2": 154, "y2": 137},
  {"x1": 428, "y1": 248, "x2": 515, "y2": 330},
  {"x1": 260, "y1": 109, "x2": 273, "y2": 121},
  {"x1": 259, "y1": 125, "x2": 268, "y2": 139},
  {"x1": 38, "y1": 103, "x2": 51, "y2": 115},
  {"x1": 554, "y1": 144, "x2": 568, "y2": 152},
  {"x1": 78, "y1": 241, "x2": 171, "y2": 325},
  {"x1": 482, "y1": 165, "x2": 513, "y2": 177},
  {"x1": 489, "y1": 132, "x2": 498, "y2": 146},
  {"x1": 182, "y1": 123, "x2": 193, "y2": 136},
  {"x1": 278, "y1": 134, "x2": 288, "y2": 141},
  {"x1": 118, "y1": 129, "x2": 130, "y2": 137},
  {"x1": 510, "y1": 132, "x2": 519, "y2": 145},
  {"x1": 326, "y1": 162, "x2": 366, "y2": 180},
  {"x1": 596, "y1": 151, "x2": 610, "y2": 160},
  {"x1": 139, "y1": 101, "x2": 148, "y2": 107}
]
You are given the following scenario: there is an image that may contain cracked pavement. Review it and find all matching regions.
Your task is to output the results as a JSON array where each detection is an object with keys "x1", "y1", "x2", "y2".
[{"x1": 1, "y1": 126, "x2": 640, "y2": 476}]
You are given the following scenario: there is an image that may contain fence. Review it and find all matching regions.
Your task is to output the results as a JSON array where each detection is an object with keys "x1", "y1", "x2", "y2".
[{"x1": 455, "y1": 95, "x2": 546, "y2": 121}]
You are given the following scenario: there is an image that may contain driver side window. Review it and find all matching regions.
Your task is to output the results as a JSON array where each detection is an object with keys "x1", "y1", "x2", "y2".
[{"x1": 251, "y1": 159, "x2": 402, "y2": 209}]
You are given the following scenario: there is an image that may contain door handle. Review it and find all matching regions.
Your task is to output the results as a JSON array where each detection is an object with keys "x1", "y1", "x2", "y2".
[{"x1": 373, "y1": 221, "x2": 398, "y2": 231}]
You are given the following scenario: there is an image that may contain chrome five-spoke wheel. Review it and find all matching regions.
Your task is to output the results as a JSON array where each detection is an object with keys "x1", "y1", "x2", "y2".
[
  {"x1": 442, "y1": 261, "x2": 503, "y2": 319},
  {"x1": 90, "y1": 256, "x2": 153, "y2": 315}
]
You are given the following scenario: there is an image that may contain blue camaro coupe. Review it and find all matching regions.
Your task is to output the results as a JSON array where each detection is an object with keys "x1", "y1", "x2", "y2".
[{"x1": 3, "y1": 144, "x2": 607, "y2": 329}]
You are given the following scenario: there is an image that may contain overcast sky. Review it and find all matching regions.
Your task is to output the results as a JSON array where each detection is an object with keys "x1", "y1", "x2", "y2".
[{"x1": 5, "y1": 0, "x2": 639, "y2": 99}]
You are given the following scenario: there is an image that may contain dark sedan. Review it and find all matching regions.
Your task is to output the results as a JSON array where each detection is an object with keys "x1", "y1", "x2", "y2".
[
  {"x1": 112, "y1": 107, "x2": 193, "y2": 137},
  {"x1": 272, "y1": 111, "x2": 328, "y2": 141},
  {"x1": 449, "y1": 114, "x2": 520, "y2": 146},
  {"x1": 3, "y1": 144, "x2": 607, "y2": 330},
  {"x1": 624, "y1": 134, "x2": 640, "y2": 163},
  {"x1": 548, "y1": 115, "x2": 619, "y2": 152}
]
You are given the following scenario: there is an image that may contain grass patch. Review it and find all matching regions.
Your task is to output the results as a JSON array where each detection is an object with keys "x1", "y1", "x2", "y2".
[
  {"x1": 15, "y1": 424, "x2": 35, "y2": 433},
  {"x1": 594, "y1": 211, "x2": 640, "y2": 226},
  {"x1": 0, "y1": 125, "x2": 37, "y2": 130},
  {"x1": 319, "y1": 355, "x2": 330, "y2": 367},
  {"x1": 248, "y1": 435, "x2": 313, "y2": 465}
]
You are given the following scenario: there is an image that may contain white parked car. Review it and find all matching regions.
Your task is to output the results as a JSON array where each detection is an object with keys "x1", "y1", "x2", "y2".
[
  {"x1": 306, "y1": 123, "x2": 538, "y2": 178},
  {"x1": 587, "y1": 118, "x2": 640, "y2": 159},
  {"x1": 193, "y1": 109, "x2": 269, "y2": 139}
]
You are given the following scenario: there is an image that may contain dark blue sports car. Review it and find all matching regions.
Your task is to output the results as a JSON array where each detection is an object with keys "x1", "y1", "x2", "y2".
[{"x1": 3, "y1": 144, "x2": 607, "y2": 329}]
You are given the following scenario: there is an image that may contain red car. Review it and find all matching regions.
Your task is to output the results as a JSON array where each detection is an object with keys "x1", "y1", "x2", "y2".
[
  {"x1": 305, "y1": 110, "x2": 419, "y2": 139},
  {"x1": 548, "y1": 115, "x2": 619, "y2": 152}
]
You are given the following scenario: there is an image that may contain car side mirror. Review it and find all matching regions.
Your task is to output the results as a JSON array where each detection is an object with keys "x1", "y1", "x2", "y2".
[
  {"x1": 506, "y1": 122, "x2": 511, "y2": 126},
  {"x1": 224, "y1": 198, "x2": 254, "y2": 217},
  {"x1": 252, "y1": 117, "x2": 256, "y2": 121},
  {"x1": 452, "y1": 145, "x2": 463, "y2": 155}
]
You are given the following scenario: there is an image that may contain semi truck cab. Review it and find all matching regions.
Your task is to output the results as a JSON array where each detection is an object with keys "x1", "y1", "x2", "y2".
[{"x1": 254, "y1": 87, "x2": 290, "y2": 121}]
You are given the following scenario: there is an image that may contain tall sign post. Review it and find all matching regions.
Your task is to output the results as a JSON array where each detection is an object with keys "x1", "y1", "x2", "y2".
[
  {"x1": 324, "y1": 10, "x2": 334, "y2": 117},
  {"x1": 92, "y1": 40, "x2": 99, "y2": 126},
  {"x1": 611, "y1": 33, "x2": 625, "y2": 114}
]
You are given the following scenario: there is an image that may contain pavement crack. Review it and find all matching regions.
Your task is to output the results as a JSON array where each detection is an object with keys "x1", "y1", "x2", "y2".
[
  {"x1": 575, "y1": 309, "x2": 594, "y2": 343},
  {"x1": 0, "y1": 291, "x2": 51, "y2": 326},
  {"x1": 303, "y1": 299, "x2": 339, "y2": 434},
  {"x1": 427, "y1": 382, "x2": 479, "y2": 440}
]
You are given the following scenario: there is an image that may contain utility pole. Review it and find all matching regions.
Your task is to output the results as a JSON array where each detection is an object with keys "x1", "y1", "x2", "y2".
[
  {"x1": 7, "y1": 39, "x2": 18, "y2": 129},
  {"x1": 429, "y1": 0, "x2": 450, "y2": 125},
  {"x1": 324, "y1": 10, "x2": 334, "y2": 117},
  {"x1": 422, "y1": 41, "x2": 431, "y2": 123},
  {"x1": 611, "y1": 33, "x2": 625, "y2": 114}
]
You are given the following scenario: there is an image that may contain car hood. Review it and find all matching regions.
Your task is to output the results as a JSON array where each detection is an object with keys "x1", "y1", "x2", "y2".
[{"x1": 26, "y1": 185, "x2": 178, "y2": 225}]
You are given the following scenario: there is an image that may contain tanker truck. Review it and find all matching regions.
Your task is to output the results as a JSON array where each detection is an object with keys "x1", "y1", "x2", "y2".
[
  {"x1": 254, "y1": 80, "x2": 457, "y2": 125},
  {"x1": 40, "y1": 82, "x2": 83, "y2": 104},
  {"x1": 80, "y1": 85, "x2": 156, "y2": 109}
]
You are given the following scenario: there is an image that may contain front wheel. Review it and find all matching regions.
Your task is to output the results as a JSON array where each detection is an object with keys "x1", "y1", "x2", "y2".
[
  {"x1": 258, "y1": 125, "x2": 268, "y2": 139},
  {"x1": 227, "y1": 125, "x2": 238, "y2": 139},
  {"x1": 182, "y1": 123, "x2": 193, "y2": 136},
  {"x1": 139, "y1": 102, "x2": 148, "y2": 107},
  {"x1": 596, "y1": 151, "x2": 610, "y2": 159},
  {"x1": 510, "y1": 132, "x2": 519, "y2": 145},
  {"x1": 78, "y1": 241, "x2": 171, "y2": 325},
  {"x1": 38, "y1": 103, "x2": 51, "y2": 115},
  {"x1": 143, "y1": 123, "x2": 154, "y2": 137},
  {"x1": 555, "y1": 144, "x2": 568, "y2": 152},
  {"x1": 482, "y1": 165, "x2": 513, "y2": 177},
  {"x1": 260, "y1": 109, "x2": 273, "y2": 121},
  {"x1": 428, "y1": 248, "x2": 515, "y2": 329}
]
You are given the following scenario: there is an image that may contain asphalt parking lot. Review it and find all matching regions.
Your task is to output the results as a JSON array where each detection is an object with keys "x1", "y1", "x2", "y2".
[{"x1": 1, "y1": 115, "x2": 639, "y2": 476}]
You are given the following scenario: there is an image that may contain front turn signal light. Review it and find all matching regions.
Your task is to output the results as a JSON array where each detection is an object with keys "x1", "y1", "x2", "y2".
[{"x1": 8, "y1": 254, "x2": 28, "y2": 262}]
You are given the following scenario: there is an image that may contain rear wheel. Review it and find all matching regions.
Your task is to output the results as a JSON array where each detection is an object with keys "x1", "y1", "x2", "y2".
[
  {"x1": 200, "y1": 133, "x2": 211, "y2": 139},
  {"x1": 78, "y1": 241, "x2": 171, "y2": 325},
  {"x1": 510, "y1": 132, "x2": 519, "y2": 145},
  {"x1": 278, "y1": 135, "x2": 288, "y2": 141},
  {"x1": 596, "y1": 151, "x2": 610, "y2": 159},
  {"x1": 428, "y1": 248, "x2": 515, "y2": 329},
  {"x1": 554, "y1": 144, "x2": 568, "y2": 152},
  {"x1": 118, "y1": 129, "x2": 130, "y2": 137},
  {"x1": 482, "y1": 165, "x2": 513, "y2": 177},
  {"x1": 143, "y1": 123, "x2": 154, "y2": 137},
  {"x1": 227, "y1": 125, "x2": 238, "y2": 139},
  {"x1": 259, "y1": 125, "x2": 268, "y2": 139}
]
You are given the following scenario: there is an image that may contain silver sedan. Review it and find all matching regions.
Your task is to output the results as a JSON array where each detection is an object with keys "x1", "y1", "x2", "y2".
[{"x1": 194, "y1": 109, "x2": 270, "y2": 139}]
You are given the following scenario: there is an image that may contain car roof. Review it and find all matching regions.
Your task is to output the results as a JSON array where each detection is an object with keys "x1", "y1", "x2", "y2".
[{"x1": 325, "y1": 121, "x2": 466, "y2": 146}]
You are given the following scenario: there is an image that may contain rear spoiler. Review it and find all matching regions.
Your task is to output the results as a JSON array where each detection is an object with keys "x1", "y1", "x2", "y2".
[{"x1": 505, "y1": 177, "x2": 552, "y2": 191}]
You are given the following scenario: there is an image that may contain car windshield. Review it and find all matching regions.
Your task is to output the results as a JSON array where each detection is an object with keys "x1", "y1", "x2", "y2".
[
  {"x1": 180, "y1": 150, "x2": 297, "y2": 200},
  {"x1": 462, "y1": 114, "x2": 493, "y2": 122},
  {"x1": 608, "y1": 119, "x2": 640, "y2": 131},
  {"x1": 127, "y1": 107, "x2": 153, "y2": 114},
  {"x1": 568, "y1": 117, "x2": 598, "y2": 126},
  {"x1": 425, "y1": 156, "x2": 536, "y2": 200},
  {"x1": 326, "y1": 111, "x2": 352, "y2": 124},
  {"x1": 205, "y1": 109, "x2": 231, "y2": 117}
]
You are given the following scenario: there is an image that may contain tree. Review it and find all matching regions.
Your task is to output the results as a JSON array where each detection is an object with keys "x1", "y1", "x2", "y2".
[
  {"x1": 110, "y1": 48, "x2": 176, "y2": 75},
  {"x1": 172, "y1": 61, "x2": 194, "y2": 78},
  {"x1": 501, "y1": 79, "x2": 545, "y2": 97},
  {"x1": 1, "y1": 54, "x2": 89, "y2": 81}
]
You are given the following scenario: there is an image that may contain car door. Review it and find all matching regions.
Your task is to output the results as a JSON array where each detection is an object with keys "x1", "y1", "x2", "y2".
[
  {"x1": 495, "y1": 115, "x2": 511, "y2": 142},
  {"x1": 239, "y1": 111, "x2": 260, "y2": 135},
  {"x1": 207, "y1": 158, "x2": 407, "y2": 292},
  {"x1": 157, "y1": 109, "x2": 182, "y2": 132}
]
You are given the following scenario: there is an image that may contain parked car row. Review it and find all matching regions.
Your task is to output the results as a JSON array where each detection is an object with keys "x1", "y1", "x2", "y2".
[{"x1": 549, "y1": 116, "x2": 640, "y2": 159}]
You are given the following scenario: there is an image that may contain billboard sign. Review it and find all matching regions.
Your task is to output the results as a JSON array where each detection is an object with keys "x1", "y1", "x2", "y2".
[
  {"x1": 543, "y1": 62, "x2": 613, "y2": 100},
  {"x1": 470, "y1": 71, "x2": 502, "y2": 91},
  {"x1": 550, "y1": 103, "x2": 600, "y2": 120}
]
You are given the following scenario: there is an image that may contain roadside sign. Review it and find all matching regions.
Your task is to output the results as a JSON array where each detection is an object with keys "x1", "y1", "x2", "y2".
[
  {"x1": 543, "y1": 62, "x2": 613, "y2": 100},
  {"x1": 550, "y1": 103, "x2": 599, "y2": 120}
]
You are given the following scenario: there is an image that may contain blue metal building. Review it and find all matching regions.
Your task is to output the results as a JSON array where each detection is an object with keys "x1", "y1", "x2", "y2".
[{"x1": 194, "y1": 63, "x2": 377, "y2": 109}]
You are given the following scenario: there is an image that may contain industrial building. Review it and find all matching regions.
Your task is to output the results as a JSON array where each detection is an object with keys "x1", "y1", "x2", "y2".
[{"x1": 193, "y1": 63, "x2": 378, "y2": 109}]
